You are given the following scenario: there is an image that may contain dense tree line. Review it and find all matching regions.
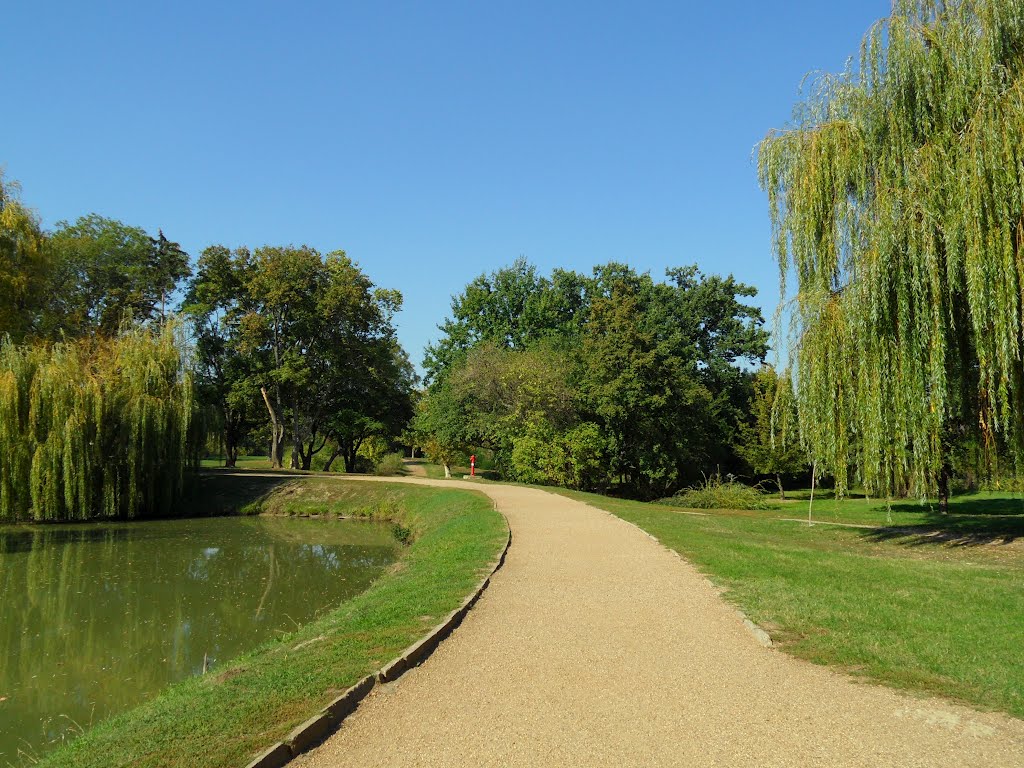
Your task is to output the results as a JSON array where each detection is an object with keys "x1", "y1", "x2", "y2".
[
  {"x1": 416, "y1": 259, "x2": 769, "y2": 498},
  {"x1": 0, "y1": 174, "x2": 414, "y2": 519}
]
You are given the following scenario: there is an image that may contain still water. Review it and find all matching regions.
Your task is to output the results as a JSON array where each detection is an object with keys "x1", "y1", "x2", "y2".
[{"x1": 0, "y1": 516, "x2": 400, "y2": 764}]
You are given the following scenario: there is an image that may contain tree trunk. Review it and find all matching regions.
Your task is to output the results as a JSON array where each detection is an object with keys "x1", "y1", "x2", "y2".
[
  {"x1": 323, "y1": 448, "x2": 342, "y2": 472},
  {"x1": 224, "y1": 418, "x2": 239, "y2": 468},
  {"x1": 443, "y1": 463, "x2": 452, "y2": 478},
  {"x1": 776, "y1": 474, "x2": 785, "y2": 500},
  {"x1": 290, "y1": 401, "x2": 301, "y2": 469},
  {"x1": 808, "y1": 461, "x2": 816, "y2": 525},
  {"x1": 300, "y1": 432, "x2": 326, "y2": 471},
  {"x1": 938, "y1": 463, "x2": 951, "y2": 514},
  {"x1": 260, "y1": 387, "x2": 285, "y2": 469}
]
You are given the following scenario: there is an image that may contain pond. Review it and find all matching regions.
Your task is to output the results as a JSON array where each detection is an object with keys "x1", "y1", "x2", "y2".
[{"x1": 0, "y1": 516, "x2": 401, "y2": 764}]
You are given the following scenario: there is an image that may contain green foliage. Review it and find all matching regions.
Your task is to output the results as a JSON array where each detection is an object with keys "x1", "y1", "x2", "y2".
[
  {"x1": 424, "y1": 257, "x2": 592, "y2": 381},
  {"x1": 48, "y1": 214, "x2": 190, "y2": 336},
  {"x1": 420, "y1": 260, "x2": 768, "y2": 496},
  {"x1": 737, "y1": 365, "x2": 808, "y2": 496},
  {"x1": 664, "y1": 474, "x2": 769, "y2": 510},
  {"x1": 0, "y1": 324, "x2": 197, "y2": 521},
  {"x1": 508, "y1": 421, "x2": 606, "y2": 489},
  {"x1": 759, "y1": 0, "x2": 1024, "y2": 498},
  {"x1": 0, "y1": 174, "x2": 50, "y2": 343},
  {"x1": 374, "y1": 452, "x2": 406, "y2": 476},
  {"x1": 0, "y1": 173, "x2": 190, "y2": 343},
  {"x1": 184, "y1": 246, "x2": 414, "y2": 473}
]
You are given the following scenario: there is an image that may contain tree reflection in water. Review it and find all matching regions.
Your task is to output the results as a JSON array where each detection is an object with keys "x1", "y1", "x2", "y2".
[{"x1": 0, "y1": 516, "x2": 399, "y2": 762}]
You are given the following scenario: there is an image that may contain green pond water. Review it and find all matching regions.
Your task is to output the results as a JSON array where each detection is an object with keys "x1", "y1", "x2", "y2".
[{"x1": 0, "y1": 516, "x2": 401, "y2": 764}]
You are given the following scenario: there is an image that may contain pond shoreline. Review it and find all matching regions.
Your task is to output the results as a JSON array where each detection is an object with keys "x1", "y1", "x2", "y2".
[{"x1": 29, "y1": 477, "x2": 508, "y2": 768}]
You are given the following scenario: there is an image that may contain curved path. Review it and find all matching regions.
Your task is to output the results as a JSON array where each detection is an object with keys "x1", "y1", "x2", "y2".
[{"x1": 293, "y1": 478, "x2": 1024, "y2": 767}]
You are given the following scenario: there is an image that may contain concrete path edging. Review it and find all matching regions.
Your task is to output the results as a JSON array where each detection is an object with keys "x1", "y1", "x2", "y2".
[{"x1": 242, "y1": 505, "x2": 512, "y2": 768}]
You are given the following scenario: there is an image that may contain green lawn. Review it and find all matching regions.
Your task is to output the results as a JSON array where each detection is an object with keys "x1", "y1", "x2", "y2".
[
  {"x1": 555, "y1": 488, "x2": 1024, "y2": 719},
  {"x1": 39, "y1": 479, "x2": 507, "y2": 768},
  {"x1": 199, "y1": 454, "x2": 280, "y2": 470},
  {"x1": 766, "y1": 487, "x2": 1024, "y2": 531}
]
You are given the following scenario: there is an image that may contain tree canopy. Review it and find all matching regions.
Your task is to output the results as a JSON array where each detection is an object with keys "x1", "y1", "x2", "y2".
[
  {"x1": 0, "y1": 175, "x2": 50, "y2": 343},
  {"x1": 184, "y1": 245, "x2": 414, "y2": 471},
  {"x1": 417, "y1": 260, "x2": 768, "y2": 496},
  {"x1": 759, "y1": 0, "x2": 1024, "y2": 499}
]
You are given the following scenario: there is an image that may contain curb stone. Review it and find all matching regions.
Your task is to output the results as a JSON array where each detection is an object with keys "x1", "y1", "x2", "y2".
[{"x1": 242, "y1": 506, "x2": 512, "y2": 768}]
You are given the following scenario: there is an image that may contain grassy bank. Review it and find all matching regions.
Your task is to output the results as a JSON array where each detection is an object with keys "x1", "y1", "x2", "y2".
[
  {"x1": 39, "y1": 478, "x2": 506, "y2": 768},
  {"x1": 556, "y1": 488, "x2": 1024, "y2": 719}
]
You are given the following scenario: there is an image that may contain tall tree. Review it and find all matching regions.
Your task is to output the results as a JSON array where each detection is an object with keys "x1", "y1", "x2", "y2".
[
  {"x1": 0, "y1": 174, "x2": 49, "y2": 342},
  {"x1": 48, "y1": 214, "x2": 191, "y2": 336},
  {"x1": 738, "y1": 366, "x2": 808, "y2": 499},
  {"x1": 759, "y1": 0, "x2": 1024, "y2": 504},
  {"x1": 198, "y1": 245, "x2": 412, "y2": 470},
  {"x1": 183, "y1": 245, "x2": 258, "y2": 467},
  {"x1": 424, "y1": 258, "x2": 593, "y2": 382},
  {"x1": 0, "y1": 324, "x2": 197, "y2": 521}
]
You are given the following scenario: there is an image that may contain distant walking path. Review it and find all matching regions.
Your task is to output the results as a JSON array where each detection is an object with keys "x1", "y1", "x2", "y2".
[{"x1": 293, "y1": 477, "x2": 1024, "y2": 767}]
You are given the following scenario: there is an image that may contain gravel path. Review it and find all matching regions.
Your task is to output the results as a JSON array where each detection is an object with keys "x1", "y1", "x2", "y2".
[{"x1": 293, "y1": 478, "x2": 1024, "y2": 767}]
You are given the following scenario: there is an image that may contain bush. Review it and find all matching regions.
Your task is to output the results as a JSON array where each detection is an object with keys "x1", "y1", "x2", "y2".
[
  {"x1": 508, "y1": 421, "x2": 607, "y2": 490},
  {"x1": 661, "y1": 474, "x2": 768, "y2": 510},
  {"x1": 374, "y1": 452, "x2": 406, "y2": 476}
]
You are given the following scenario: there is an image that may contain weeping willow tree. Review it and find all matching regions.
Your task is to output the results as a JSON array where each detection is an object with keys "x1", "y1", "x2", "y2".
[
  {"x1": 759, "y1": 0, "x2": 1024, "y2": 503},
  {"x1": 0, "y1": 324, "x2": 198, "y2": 521}
]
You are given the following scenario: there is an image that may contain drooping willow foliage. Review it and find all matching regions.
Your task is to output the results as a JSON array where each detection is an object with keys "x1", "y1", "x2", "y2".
[
  {"x1": 0, "y1": 324, "x2": 198, "y2": 521},
  {"x1": 758, "y1": 0, "x2": 1024, "y2": 497}
]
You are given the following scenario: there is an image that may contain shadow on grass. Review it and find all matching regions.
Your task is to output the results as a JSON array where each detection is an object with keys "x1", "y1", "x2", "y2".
[
  {"x1": 863, "y1": 494, "x2": 1024, "y2": 547},
  {"x1": 184, "y1": 472, "x2": 297, "y2": 517}
]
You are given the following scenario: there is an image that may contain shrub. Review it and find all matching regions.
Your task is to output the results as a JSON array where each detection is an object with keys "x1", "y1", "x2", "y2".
[
  {"x1": 508, "y1": 421, "x2": 607, "y2": 490},
  {"x1": 661, "y1": 474, "x2": 768, "y2": 510},
  {"x1": 374, "y1": 452, "x2": 406, "y2": 476}
]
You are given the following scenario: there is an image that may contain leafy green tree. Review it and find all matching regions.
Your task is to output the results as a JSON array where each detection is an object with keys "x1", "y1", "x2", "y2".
[
  {"x1": 758, "y1": 0, "x2": 1024, "y2": 506},
  {"x1": 580, "y1": 279, "x2": 713, "y2": 497},
  {"x1": 48, "y1": 214, "x2": 190, "y2": 336},
  {"x1": 425, "y1": 260, "x2": 767, "y2": 497},
  {"x1": 321, "y1": 340, "x2": 416, "y2": 473},
  {"x1": 509, "y1": 421, "x2": 606, "y2": 489},
  {"x1": 182, "y1": 245, "x2": 259, "y2": 467},
  {"x1": 738, "y1": 366, "x2": 808, "y2": 499},
  {"x1": 412, "y1": 380, "x2": 468, "y2": 478},
  {"x1": 188, "y1": 245, "x2": 412, "y2": 471},
  {"x1": 424, "y1": 258, "x2": 593, "y2": 382},
  {"x1": 0, "y1": 324, "x2": 197, "y2": 521},
  {"x1": 0, "y1": 174, "x2": 49, "y2": 342}
]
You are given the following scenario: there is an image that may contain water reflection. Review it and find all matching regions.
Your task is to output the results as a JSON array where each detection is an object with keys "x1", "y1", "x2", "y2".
[{"x1": 0, "y1": 517, "x2": 399, "y2": 764}]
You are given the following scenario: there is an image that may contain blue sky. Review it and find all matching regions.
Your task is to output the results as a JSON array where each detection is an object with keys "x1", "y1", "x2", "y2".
[{"x1": 3, "y1": 1, "x2": 886, "y2": 369}]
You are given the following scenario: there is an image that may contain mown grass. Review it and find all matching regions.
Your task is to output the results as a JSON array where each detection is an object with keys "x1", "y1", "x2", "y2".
[
  {"x1": 415, "y1": 461, "x2": 498, "y2": 481},
  {"x1": 38, "y1": 479, "x2": 506, "y2": 768},
  {"x1": 199, "y1": 454, "x2": 279, "y2": 470},
  {"x1": 555, "y1": 488, "x2": 1024, "y2": 719}
]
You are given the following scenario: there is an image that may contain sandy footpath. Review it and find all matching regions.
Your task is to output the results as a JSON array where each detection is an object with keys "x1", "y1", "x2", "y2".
[{"x1": 290, "y1": 477, "x2": 1024, "y2": 767}]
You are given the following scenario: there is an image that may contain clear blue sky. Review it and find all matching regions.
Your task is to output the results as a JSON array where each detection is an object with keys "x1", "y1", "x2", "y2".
[{"x1": 3, "y1": 1, "x2": 886, "y2": 369}]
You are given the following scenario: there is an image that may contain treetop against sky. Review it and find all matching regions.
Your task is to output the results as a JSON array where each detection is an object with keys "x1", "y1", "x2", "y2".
[{"x1": 2, "y1": 1, "x2": 887, "y2": 364}]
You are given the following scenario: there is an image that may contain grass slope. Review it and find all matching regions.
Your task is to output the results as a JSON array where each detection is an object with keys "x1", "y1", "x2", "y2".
[
  {"x1": 39, "y1": 479, "x2": 506, "y2": 768},
  {"x1": 557, "y1": 488, "x2": 1024, "y2": 719}
]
